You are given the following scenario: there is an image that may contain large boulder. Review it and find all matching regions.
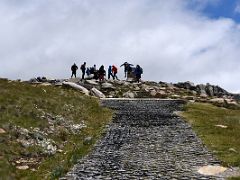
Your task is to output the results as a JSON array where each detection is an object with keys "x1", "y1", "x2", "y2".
[
  {"x1": 46, "y1": 78, "x2": 57, "y2": 83},
  {"x1": 159, "y1": 81, "x2": 169, "y2": 87},
  {"x1": 196, "y1": 84, "x2": 207, "y2": 97},
  {"x1": 29, "y1": 78, "x2": 39, "y2": 83},
  {"x1": 196, "y1": 83, "x2": 230, "y2": 98},
  {"x1": 134, "y1": 86, "x2": 141, "y2": 91},
  {"x1": 205, "y1": 84, "x2": 214, "y2": 97},
  {"x1": 37, "y1": 76, "x2": 48, "y2": 82},
  {"x1": 54, "y1": 82, "x2": 63, "y2": 86},
  {"x1": 0, "y1": 128, "x2": 6, "y2": 134},
  {"x1": 115, "y1": 80, "x2": 125, "y2": 85},
  {"x1": 213, "y1": 85, "x2": 230, "y2": 97},
  {"x1": 39, "y1": 82, "x2": 52, "y2": 86},
  {"x1": 62, "y1": 82, "x2": 89, "y2": 95},
  {"x1": 101, "y1": 82, "x2": 115, "y2": 89},
  {"x1": 153, "y1": 90, "x2": 167, "y2": 98},
  {"x1": 174, "y1": 81, "x2": 196, "y2": 90},
  {"x1": 123, "y1": 81, "x2": 130, "y2": 86},
  {"x1": 166, "y1": 83, "x2": 175, "y2": 90},
  {"x1": 210, "y1": 98, "x2": 225, "y2": 104},
  {"x1": 78, "y1": 82, "x2": 95, "y2": 90},
  {"x1": 150, "y1": 90, "x2": 157, "y2": 96},
  {"x1": 123, "y1": 91, "x2": 135, "y2": 98},
  {"x1": 183, "y1": 96, "x2": 195, "y2": 100},
  {"x1": 86, "y1": 80, "x2": 98, "y2": 86},
  {"x1": 90, "y1": 88, "x2": 106, "y2": 98}
]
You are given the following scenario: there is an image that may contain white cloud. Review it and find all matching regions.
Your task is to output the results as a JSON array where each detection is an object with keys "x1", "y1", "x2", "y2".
[{"x1": 0, "y1": 0, "x2": 240, "y2": 92}]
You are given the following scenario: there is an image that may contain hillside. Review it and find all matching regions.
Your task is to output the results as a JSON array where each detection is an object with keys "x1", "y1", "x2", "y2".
[
  {"x1": 0, "y1": 78, "x2": 112, "y2": 179},
  {"x1": 1, "y1": 77, "x2": 240, "y2": 179}
]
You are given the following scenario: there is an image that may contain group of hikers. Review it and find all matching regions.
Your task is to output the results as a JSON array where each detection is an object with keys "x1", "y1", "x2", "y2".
[{"x1": 71, "y1": 61, "x2": 143, "y2": 83}]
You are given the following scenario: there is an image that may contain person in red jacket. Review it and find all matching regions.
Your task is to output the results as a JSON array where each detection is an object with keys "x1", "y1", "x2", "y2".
[{"x1": 112, "y1": 65, "x2": 118, "y2": 80}]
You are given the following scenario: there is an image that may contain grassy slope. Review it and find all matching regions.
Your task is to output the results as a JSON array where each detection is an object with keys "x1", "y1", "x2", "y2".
[
  {"x1": 0, "y1": 79, "x2": 112, "y2": 179},
  {"x1": 182, "y1": 103, "x2": 240, "y2": 179}
]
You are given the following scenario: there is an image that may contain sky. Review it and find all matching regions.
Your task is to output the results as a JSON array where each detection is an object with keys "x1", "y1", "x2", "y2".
[{"x1": 1, "y1": 0, "x2": 240, "y2": 93}]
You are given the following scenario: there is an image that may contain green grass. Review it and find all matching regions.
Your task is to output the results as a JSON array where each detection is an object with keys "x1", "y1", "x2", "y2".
[
  {"x1": 0, "y1": 79, "x2": 112, "y2": 179},
  {"x1": 182, "y1": 102, "x2": 240, "y2": 178}
]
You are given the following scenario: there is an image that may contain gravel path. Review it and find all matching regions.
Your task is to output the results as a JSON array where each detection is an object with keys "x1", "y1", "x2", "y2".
[{"x1": 62, "y1": 99, "x2": 227, "y2": 179}]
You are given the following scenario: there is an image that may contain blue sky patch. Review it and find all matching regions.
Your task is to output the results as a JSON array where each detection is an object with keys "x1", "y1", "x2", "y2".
[{"x1": 190, "y1": 0, "x2": 240, "y2": 22}]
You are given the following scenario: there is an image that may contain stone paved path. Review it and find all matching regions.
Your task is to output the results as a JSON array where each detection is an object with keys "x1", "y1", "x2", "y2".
[{"x1": 62, "y1": 99, "x2": 226, "y2": 179}]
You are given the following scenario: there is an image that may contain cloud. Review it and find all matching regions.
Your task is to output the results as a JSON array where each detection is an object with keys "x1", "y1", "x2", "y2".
[
  {"x1": 235, "y1": 1, "x2": 240, "y2": 14},
  {"x1": 0, "y1": 0, "x2": 240, "y2": 92}
]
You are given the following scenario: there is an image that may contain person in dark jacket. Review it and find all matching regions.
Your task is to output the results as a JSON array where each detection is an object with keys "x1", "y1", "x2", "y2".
[
  {"x1": 120, "y1": 62, "x2": 133, "y2": 78},
  {"x1": 71, "y1": 63, "x2": 78, "y2": 78},
  {"x1": 134, "y1": 65, "x2": 143, "y2": 83},
  {"x1": 98, "y1": 65, "x2": 106, "y2": 82},
  {"x1": 80, "y1": 62, "x2": 86, "y2": 80}
]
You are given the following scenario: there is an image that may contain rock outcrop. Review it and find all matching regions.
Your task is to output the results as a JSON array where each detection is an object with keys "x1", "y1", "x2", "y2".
[{"x1": 26, "y1": 77, "x2": 239, "y2": 109}]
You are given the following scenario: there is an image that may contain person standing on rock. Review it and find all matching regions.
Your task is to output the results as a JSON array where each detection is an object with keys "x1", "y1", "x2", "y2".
[
  {"x1": 120, "y1": 62, "x2": 133, "y2": 78},
  {"x1": 71, "y1": 63, "x2": 78, "y2": 78},
  {"x1": 90, "y1": 64, "x2": 98, "y2": 80},
  {"x1": 80, "y1": 62, "x2": 86, "y2": 80},
  {"x1": 112, "y1": 65, "x2": 118, "y2": 80},
  {"x1": 108, "y1": 65, "x2": 114, "y2": 80},
  {"x1": 134, "y1": 65, "x2": 143, "y2": 83},
  {"x1": 98, "y1": 65, "x2": 106, "y2": 82}
]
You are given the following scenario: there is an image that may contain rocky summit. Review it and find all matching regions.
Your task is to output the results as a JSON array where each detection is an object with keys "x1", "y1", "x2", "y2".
[
  {"x1": 26, "y1": 77, "x2": 240, "y2": 109},
  {"x1": 61, "y1": 99, "x2": 235, "y2": 179}
]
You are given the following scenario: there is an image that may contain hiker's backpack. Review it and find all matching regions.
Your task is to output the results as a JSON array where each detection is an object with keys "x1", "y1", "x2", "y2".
[{"x1": 80, "y1": 64, "x2": 84, "y2": 70}]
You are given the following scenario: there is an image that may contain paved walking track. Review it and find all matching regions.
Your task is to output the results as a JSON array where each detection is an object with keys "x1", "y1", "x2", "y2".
[{"x1": 62, "y1": 99, "x2": 228, "y2": 179}]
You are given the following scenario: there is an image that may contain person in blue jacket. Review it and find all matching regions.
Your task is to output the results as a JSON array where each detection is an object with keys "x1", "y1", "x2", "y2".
[{"x1": 108, "y1": 65, "x2": 114, "y2": 79}]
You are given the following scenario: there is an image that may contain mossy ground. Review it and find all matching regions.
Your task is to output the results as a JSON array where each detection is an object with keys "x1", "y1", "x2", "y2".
[
  {"x1": 182, "y1": 102, "x2": 240, "y2": 179},
  {"x1": 0, "y1": 79, "x2": 112, "y2": 179}
]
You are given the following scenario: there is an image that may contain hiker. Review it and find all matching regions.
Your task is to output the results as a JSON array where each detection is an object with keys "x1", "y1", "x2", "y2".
[
  {"x1": 134, "y1": 65, "x2": 143, "y2": 83},
  {"x1": 112, "y1": 65, "x2": 118, "y2": 80},
  {"x1": 86, "y1": 67, "x2": 91, "y2": 76},
  {"x1": 80, "y1": 62, "x2": 86, "y2": 80},
  {"x1": 120, "y1": 62, "x2": 133, "y2": 78},
  {"x1": 89, "y1": 64, "x2": 98, "y2": 79},
  {"x1": 98, "y1": 65, "x2": 106, "y2": 82},
  {"x1": 71, "y1": 63, "x2": 78, "y2": 78},
  {"x1": 108, "y1": 65, "x2": 114, "y2": 79}
]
